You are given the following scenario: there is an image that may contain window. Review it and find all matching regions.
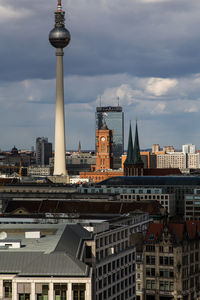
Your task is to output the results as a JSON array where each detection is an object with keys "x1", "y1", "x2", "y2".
[
  {"x1": 169, "y1": 282, "x2": 174, "y2": 291},
  {"x1": 72, "y1": 284, "x2": 86, "y2": 300},
  {"x1": 159, "y1": 269, "x2": 173, "y2": 278},
  {"x1": 146, "y1": 245, "x2": 155, "y2": 252},
  {"x1": 54, "y1": 284, "x2": 67, "y2": 300},
  {"x1": 18, "y1": 284, "x2": 31, "y2": 300},
  {"x1": 146, "y1": 280, "x2": 155, "y2": 290},
  {"x1": 159, "y1": 281, "x2": 170, "y2": 291},
  {"x1": 146, "y1": 256, "x2": 155, "y2": 265},
  {"x1": 146, "y1": 268, "x2": 155, "y2": 277},
  {"x1": 159, "y1": 256, "x2": 173, "y2": 266},
  {"x1": 36, "y1": 285, "x2": 49, "y2": 300},
  {"x1": 4, "y1": 281, "x2": 12, "y2": 298},
  {"x1": 19, "y1": 294, "x2": 30, "y2": 300}
]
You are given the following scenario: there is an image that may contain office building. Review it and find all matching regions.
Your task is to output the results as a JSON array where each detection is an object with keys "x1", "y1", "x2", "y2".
[
  {"x1": 184, "y1": 189, "x2": 200, "y2": 220},
  {"x1": 99, "y1": 176, "x2": 200, "y2": 216},
  {"x1": 27, "y1": 166, "x2": 53, "y2": 177},
  {"x1": 156, "y1": 152, "x2": 200, "y2": 169},
  {"x1": 182, "y1": 144, "x2": 196, "y2": 154},
  {"x1": 152, "y1": 144, "x2": 160, "y2": 153},
  {"x1": 96, "y1": 106, "x2": 124, "y2": 167},
  {"x1": 163, "y1": 146, "x2": 174, "y2": 153},
  {"x1": 156, "y1": 152, "x2": 186, "y2": 169},
  {"x1": 0, "y1": 217, "x2": 137, "y2": 300},
  {"x1": 36, "y1": 137, "x2": 52, "y2": 166}
]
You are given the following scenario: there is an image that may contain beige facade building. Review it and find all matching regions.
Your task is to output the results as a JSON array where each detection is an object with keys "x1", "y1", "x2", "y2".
[
  {"x1": 157, "y1": 152, "x2": 200, "y2": 169},
  {"x1": 156, "y1": 152, "x2": 186, "y2": 169}
]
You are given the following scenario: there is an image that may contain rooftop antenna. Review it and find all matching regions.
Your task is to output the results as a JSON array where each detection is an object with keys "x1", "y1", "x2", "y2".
[
  {"x1": 99, "y1": 96, "x2": 102, "y2": 107},
  {"x1": 57, "y1": 0, "x2": 62, "y2": 12},
  {"x1": 117, "y1": 97, "x2": 120, "y2": 106}
]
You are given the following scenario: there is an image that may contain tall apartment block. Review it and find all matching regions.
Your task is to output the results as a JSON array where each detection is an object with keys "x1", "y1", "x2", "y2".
[
  {"x1": 36, "y1": 137, "x2": 52, "y2": 166},
  {"x1": 96, "y1": 106, "x2": 124, "y2": 168}
]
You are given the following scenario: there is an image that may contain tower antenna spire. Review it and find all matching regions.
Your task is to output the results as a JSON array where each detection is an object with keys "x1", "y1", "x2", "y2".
[
  {"x1": 57, "y1": 0, "x2": 62, "y2": 12},
  {"x1": 100, "y1": 96, "x2": 102, "y2": 107}
]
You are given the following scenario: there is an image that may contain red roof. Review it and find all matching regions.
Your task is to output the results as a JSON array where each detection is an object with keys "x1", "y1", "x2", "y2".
[
  {"x1": 146, "y1": 221, "x2": 200, "y2": 242},
  {"x1": 145, "y1": 222, "x2": 163, "y2": 241}
]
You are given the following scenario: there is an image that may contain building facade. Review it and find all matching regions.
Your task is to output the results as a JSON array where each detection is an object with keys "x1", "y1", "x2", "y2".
[
  {"x1": 36, "y1": 137, "x2": 52, "y2": 166},
  {"x1": 143, "y1": 221, "x2": 200, "y2": 300},
  {"x1": 0, "y1": 216, "x2": 138, "y2": 300},
  {"x1": 156, "y1": 152, "x2": 200, "y2": 169},
  {"x1": 184, "y1": 189, "x2": 200, "y2": 220}
]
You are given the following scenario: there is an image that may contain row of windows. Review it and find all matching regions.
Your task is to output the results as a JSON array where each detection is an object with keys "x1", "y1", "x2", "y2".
[
  {"x1": 146, "y1": 280, "x2": 174, "y2": 291},
  {"x1": 145, "y1": 268, "x2": 173, "y2": 278},
  {"x1": 3, "y1": 282, "x2": 85, "y2": 300},
  {"x1": 121, "y1": 195, "x2": 169, "y2": 200},
  {"x1": 98, "y1": 275, "x2": 135, "y2": 290},
  {"x1": 146, "y1": 245, "x2": 173, "y2": 253},
  {"x1": 97, "y1": 260, "x2": 135, "y2": 278},
  {"x1": 96, "y1": 230, "x2": 129, "y2": 248},
  {"x1": 96, "y1": 241, "x2": 130, "y2": 260},
  {"x1": 98, "y1": 286, "x2": 135, "y2": 300},
  {"x1": 182, "y1": 277, "x2": 199, "y2": 290},
  {"x1": 146, "y1": 256, "x2": 174, "y2": 266},
  {"x1": 182, "y1": 252, "x2": 199, "y2": 265}
]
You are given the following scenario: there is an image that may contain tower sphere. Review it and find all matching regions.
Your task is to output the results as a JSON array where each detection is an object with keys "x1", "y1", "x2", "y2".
[{"x1": 49, "y1": 27, "x2": 70, "y2": 49}]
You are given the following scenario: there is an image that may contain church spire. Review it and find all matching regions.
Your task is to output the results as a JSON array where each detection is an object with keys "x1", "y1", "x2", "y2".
[
  {"x1": 124, "y1": 120, "x2": 144, "y2": 176},
  {"x1": 133, "y1": 120, "x2": 143, "y2": 166},
  {"x1": 124, "y1": 122, "x2": 134, "y2": 165}
]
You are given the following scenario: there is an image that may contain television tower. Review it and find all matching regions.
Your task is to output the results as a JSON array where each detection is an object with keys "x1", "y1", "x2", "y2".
[{"x1": 49, "y1": 0, "x2": 71, "y2": 176}]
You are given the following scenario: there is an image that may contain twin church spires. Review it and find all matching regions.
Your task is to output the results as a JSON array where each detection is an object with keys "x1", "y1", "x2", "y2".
[{"x1": 124, "y1": 121, "x2": 144, "y2": 176}]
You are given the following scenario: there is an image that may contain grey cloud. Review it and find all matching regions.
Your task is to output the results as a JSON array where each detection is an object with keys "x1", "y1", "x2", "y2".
[
  {"x1": 1, "y1": 0, "x2": 200, "y2": 150},
  {"x1": 1, "y1": 0, "x2": 200, "y2": 82}
]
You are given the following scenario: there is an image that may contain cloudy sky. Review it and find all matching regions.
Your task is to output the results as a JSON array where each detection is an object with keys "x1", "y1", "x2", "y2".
[{"x1": 1, "y1": 0, "x2": 200, "y2": 151}]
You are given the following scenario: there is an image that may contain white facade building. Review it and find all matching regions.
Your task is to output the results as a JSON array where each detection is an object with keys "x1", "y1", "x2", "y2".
[
  {"x1": 157, "y1": 152, "x2": 186, "y2": 169},
  {"x1": 157, "y1": 152, "x2": 200, "y2": 169},
  {"x1": 182, "y1": 144, "x2": 196, "y2": 154}
]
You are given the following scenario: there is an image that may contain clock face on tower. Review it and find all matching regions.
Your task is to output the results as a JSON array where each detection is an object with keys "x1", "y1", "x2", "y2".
[{"x1": 101, "y1": 137, "x2": 105, "y2": 142}]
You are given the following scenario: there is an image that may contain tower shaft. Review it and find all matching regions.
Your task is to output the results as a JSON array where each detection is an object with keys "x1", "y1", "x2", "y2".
[{"x1": 53, "y1": 48, "x2": 67, "y2": 175}]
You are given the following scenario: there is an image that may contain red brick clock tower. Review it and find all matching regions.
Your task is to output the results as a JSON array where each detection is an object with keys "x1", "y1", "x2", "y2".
[{"x1": 95, "y1": 121, "x2": 113, "y2": 170}]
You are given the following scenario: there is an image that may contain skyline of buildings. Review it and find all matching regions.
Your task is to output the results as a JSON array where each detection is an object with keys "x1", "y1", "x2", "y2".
[{"x1": 1, "y1": 2, "x2": 200, "y2": 300}]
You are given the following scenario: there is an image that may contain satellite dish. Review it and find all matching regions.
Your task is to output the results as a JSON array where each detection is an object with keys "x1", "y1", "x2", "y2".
[{"x1": 0, "y1": 232, "x2": 7, "y2": 240}]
